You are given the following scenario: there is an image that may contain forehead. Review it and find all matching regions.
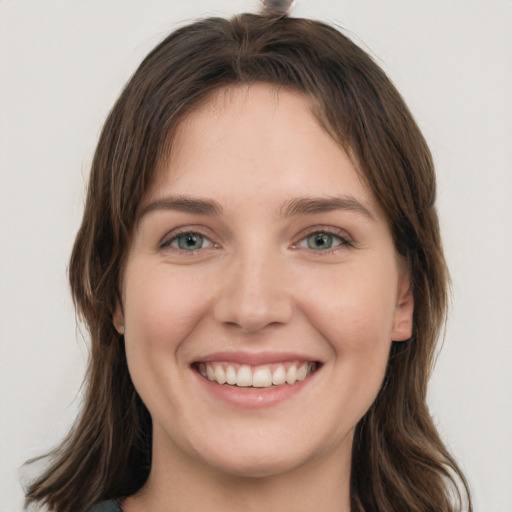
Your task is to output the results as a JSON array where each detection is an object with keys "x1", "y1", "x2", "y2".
[{"x1": 146, "y1": 84, "x2": 371, "y2": 207}]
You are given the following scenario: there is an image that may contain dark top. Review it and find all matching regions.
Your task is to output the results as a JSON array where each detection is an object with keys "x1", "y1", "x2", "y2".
[{"x1": 88, "y1": 501, "x2": 123, "y2": 512}]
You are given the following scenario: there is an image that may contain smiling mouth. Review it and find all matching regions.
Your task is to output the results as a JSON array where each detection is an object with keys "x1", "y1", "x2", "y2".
[{"x1": 193, "y1": 361, "x2": 319, "y2": 389}]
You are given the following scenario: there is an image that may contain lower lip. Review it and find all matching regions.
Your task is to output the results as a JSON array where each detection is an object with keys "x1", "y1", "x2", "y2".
[{"x1": 193, "y1": 368, "x2": 319, "y2": 409}]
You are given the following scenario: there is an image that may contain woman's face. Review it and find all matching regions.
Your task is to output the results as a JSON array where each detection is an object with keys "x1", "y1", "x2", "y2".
[{"x1": 115, "y1": 84, "x2": 413, "y2": 479}]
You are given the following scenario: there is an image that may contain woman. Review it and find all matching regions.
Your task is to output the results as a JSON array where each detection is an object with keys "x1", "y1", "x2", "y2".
[{"x1": 25, "y1": 12, "x2": 472, "y2": 512}]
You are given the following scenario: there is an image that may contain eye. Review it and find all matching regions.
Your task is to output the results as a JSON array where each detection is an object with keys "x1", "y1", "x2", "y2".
[
  {"x1": 293, "y1": 230, "x2": 353, "y2": 252},
  {"x1": 161, "y1": 231, "x2": 215, "y2": 252}
]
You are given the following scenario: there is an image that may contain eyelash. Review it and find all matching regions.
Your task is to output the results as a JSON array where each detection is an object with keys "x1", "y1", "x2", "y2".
[
  {"x1": 291, "y1": 227, "x2": 354, "y2": 255},
  {"x1": 159, "y1": 227, "x2": 354, "y2": 255},
  {"x1": 159, "y1": 228, "x2": 217, "y2": 254}
]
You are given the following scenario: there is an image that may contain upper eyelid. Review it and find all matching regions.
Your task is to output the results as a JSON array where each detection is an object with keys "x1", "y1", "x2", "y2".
[
  {"x1": 160, "y1": 225, "x2": 215, "y2": 240},
  {"x1": 293, "y1": 225, "x2": 353, "y2": 242}
]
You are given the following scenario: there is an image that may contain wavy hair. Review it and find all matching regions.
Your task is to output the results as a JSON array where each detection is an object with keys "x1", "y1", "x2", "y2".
[{"x1": 25, "y1": 13, "x2": 471, "y2": 512}]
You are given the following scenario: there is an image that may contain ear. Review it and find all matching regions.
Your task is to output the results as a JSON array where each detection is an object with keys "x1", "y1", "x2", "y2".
[
  {"x1": 391, "y1": 270, "x2": 414, "y2": 342},
  {"x1": 112, "y1": 303, "x2": 125, "y2": 335}
]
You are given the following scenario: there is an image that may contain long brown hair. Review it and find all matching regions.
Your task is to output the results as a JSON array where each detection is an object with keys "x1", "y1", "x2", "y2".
[{"x1": 25, "y1": 13, "x2": 472, "y2": 512}]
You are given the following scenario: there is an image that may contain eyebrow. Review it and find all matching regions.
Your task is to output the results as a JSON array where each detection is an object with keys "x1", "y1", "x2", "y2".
[
  {"x1": 140, "y1": 195, "x2": 223, "y2": 217},
  {"x1": 281, "y1": 195, "x2": 375, "y2": 220},
  {"x1": 139, "y1": 194, "x2": 374, "y2": 221}
]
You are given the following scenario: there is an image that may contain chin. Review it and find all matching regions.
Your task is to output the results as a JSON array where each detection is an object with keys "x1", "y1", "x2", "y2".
[
  {"x1": 204, "y1": 448, "x2": 309, "y2": 479},
  {"x1": 184, "y1": 425, "x2": 337, "y2": 480}
]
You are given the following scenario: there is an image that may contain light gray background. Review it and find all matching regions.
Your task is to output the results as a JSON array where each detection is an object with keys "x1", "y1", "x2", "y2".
[{"x1": 1, "y1": 1, "x2": 511, "y2": 511}]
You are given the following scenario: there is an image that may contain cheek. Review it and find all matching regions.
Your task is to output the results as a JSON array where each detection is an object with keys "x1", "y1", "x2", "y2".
[
  {"x1": 122, "y1": 264, "x2": 213, "y2": 355},
  {"x1": 121, "y1": 265, "x2": 215, "y2": 422},
  {"x1": 299, "y1": 261, "x2": 399, "y2": 351},
  {"x1": 296, "y1": 259, "x2": 398, "y2": 418}
]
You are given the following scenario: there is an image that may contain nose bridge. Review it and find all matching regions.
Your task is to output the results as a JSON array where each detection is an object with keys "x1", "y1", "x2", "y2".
[{"x1": 214, "y1": 241, "x2": 293, "y2": 332}]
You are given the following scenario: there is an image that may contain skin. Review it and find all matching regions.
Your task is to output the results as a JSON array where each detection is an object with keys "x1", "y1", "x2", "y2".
[{"x1": 115, "y1": 84, "x2": 414, "y2": 512}]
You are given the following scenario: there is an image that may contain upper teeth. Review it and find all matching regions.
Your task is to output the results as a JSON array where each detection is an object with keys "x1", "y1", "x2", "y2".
[{"x1": 198, "y1": 361, "x2": 316, "y2": 388}]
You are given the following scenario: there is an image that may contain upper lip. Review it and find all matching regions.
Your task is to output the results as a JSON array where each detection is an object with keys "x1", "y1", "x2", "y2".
[{"x1": 192, "y1": 351, "x2": 321, "y2": 366}]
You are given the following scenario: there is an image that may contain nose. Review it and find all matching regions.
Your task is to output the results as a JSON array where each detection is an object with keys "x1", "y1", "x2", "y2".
[{"x1": 213, "y1": 248, "x2": 294, "y2": 333}]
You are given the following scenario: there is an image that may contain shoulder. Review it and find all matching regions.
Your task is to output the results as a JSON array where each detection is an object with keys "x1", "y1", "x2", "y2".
[{"x1": 88, "y1": 500, "x2": 123, "y2": 512}]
